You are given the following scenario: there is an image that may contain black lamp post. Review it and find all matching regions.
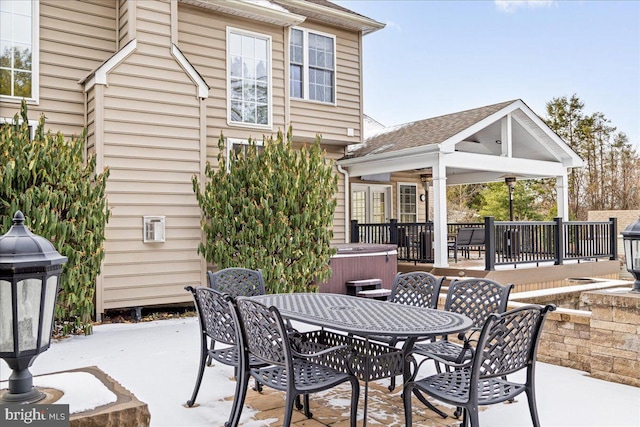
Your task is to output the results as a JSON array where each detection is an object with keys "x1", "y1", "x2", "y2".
[
  {"x1": 505, "y1": 176, "x2": 516, "y2": 221},
  {"x1": 622, "y1": 215, "x2": 640, "y2": 293},
  {"x1": 0, "y1": 211, "x2": 67, "y2": 404},
  {"x1": 420, "y1": 174, "x2": 432, "y2": 222}
]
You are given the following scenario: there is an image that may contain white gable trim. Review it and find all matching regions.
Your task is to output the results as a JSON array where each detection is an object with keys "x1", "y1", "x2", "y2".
[
  {"x1": 171, "y1": 44, "x2": 209, "y2": 99},
  {"x1": 80, "y1": 39, "x2": 137, "y2": 91}
]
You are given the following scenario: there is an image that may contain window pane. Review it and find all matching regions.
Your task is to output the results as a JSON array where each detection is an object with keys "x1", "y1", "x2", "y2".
[
  {"x1": 13, "y1": 45, "x2": 31, "y2": 70},
  {"x1": 255, "y1": 38, "x2": 267, "y2": 60},
  {"x1": 257, "y1": 105, "x2": 268, "y2": 125},
  {"x1": 230, "y1": 56, "x2": 242, "y2": 77},
  {"x1": 256, "y1": 81, "x2": 267, "y2": 102},
  {"x1": 1, "y1": 12, "x2": 11, "y2": 40},
  {"x1": 13, "y1": 13, "x2": 31, "y2": 44},
  {"x1": 256, "y1": 60, "x2": 267, "y2": 81},
  {"x1": 242, "y1": 35, "x2": 254, "y2": 58},
  {"x1": 243, "y1": 58, "x2": 255, "y2": 79},
  {"x1": 243, "y1": 102, "x2": 256, "y2": 124},
  {"x1": 352, "y1": 191, "x2": 366, "y2": 223},
  {"x1": 230, "y1": 101, "x2": 242, "y2": 122},
  {"x1": 230, "y1": 78, "x2": 242, "y2": 100},
  {"x1": 14, "y1": 70, "x2": 30, "y2": 96},
  {"x1": 290, "y1": 64, "x2": 302, "y2": 98},
  {"x1": 399, "y1": 185, "x2": 417, "y2": 223},
  {"x1": 230, "y1": 33, "x2": 242, "y2": 55},
  {"x1": 12, "y1": 0, "x2": 31, "y2": 16},
  {"x1": 0, "y1": 69, "x2": 11, "y2": 96},
  {"x1": 0, "y1": 41, "x2": 10, "y2": 67}
]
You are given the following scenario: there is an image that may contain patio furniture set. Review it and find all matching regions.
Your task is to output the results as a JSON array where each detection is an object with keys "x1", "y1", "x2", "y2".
[{"x1": 185, "y1": 268, "x2": 555, "y2": 427}]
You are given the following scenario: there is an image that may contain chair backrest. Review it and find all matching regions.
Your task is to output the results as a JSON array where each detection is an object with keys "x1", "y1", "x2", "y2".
[
  {"x1": 455, "y1": 228, "x2": 474, "y2": 245},
  {"x1": 469, "y1": 228, "x2": 485, "y2": 245},
  {"x1": 207, "y1": 267, "x2": 266, "y2": 298},
  {"x1": 389, "y1": 271, "x2": 444, "y2": 309},
  {"x1": 444, "y1": 278, "x2": 513, "y2": 328},
  {"x1": 235, "y1": 297, "x2": 291, "y2": 368},
  {"x1": 186, "y1": 286, "x2": 237, "y2": 345},
  {"x1": 472, "y1": 304, "x2": 556, "y2": 382}
]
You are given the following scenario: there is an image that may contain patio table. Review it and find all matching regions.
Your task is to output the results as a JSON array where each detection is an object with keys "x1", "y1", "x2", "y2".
[{"x1": 251, "y1": 293, "x2": 473, "y2": 425}]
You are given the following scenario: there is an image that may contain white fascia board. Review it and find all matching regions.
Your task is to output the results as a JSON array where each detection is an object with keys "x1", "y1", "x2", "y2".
[
  {"x1": 510, "y1": 105, "x2": 584, "y2": 167},
  {"x1": 446, "y1": 151, "x2": 568, "y2": 178},
  {"x1": 81, "y1": 39, "x2": 137, "y2": 91},
  {"x1": 184, "y1": 0, "x2": 306, "y2": 27},
  {"x1": 172, "y1": 44, "x2": 209, "y2": 99},
  {"x1": 283, "y1": 0, "x2": 385, "y2": 34},
  {"x1": 439, "y1": 101, "x2": 521, "y2": 152},
  {"x1": 339, "y1": 150, "x2": 442, "y2": 177}
]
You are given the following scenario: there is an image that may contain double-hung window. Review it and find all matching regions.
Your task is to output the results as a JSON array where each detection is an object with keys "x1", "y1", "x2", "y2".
[
  {"x1": 289, "y1": 28, "x2": 335, "y2": 104},
  {"x1": 226, "y1": 138, "x2": 264, "y2": 171},
  {"x1": 399, "y1": 184, "x2": 417, "y2": 223},
  {"x1": 227, "y1": 27, "x2": 271, "y2": 128},
  {"x1": 0, "y1": 0, "x2": 38, "y2": 101}
]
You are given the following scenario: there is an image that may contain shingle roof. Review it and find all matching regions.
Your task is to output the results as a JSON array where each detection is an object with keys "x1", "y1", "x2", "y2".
[{"x1": 351, "y1": 100, "x2": 518, "y2": 158}]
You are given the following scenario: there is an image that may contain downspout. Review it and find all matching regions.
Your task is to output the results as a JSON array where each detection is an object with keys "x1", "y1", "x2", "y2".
[{"x1": 337, "y1": 164, "x2": 350, "y2": 243}]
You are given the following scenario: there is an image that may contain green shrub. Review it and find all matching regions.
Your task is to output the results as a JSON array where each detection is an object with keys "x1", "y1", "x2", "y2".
[
  {"x1": 193, "y1": 128, "x2": 338, "y2": 293},
  {"x1": 0, "y1": 102, "x2": 109, "y2": 335}
]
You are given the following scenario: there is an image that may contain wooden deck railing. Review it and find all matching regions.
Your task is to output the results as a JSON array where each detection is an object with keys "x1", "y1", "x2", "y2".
[{"x1": 350, "y1": 217, "x2": 618, "y2": 270}]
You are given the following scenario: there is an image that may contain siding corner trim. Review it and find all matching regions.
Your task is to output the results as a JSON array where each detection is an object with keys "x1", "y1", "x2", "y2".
[
  {"x1": 79, "y1": 39, "x2": 138, "y2": 91},
  {"x1": 171, "y1": 44, "x2": 210, "y2": 99}
]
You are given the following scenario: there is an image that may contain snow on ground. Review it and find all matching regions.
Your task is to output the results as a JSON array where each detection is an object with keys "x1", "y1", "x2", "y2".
[{"x1": 1, "y1": 317, "x2": 639, "y2": 427}]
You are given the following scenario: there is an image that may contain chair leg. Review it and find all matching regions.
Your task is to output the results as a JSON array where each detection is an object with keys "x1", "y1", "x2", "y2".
[
  {"x1": 225, "y1": 369, "x2": 251, "y2": 427},
  {"x1": 467, "y1": 406, "x2": 479, "y2": 427},
  {"x1": 283, "y1": 392, "x2": 298, "y2": 427},
  {"x1": 349, "y1": 377, "x2": 360, "y2": 427},
  {"x1": 303, "y1": 394, "x2": 312, "y2": 419},
  {"x1": 186, "y1": 339, "x2": 208, "y2": 406},
  {"x1": 526, "y1": 387, "x2": 541, "y2": 427},
  {"x1": 403, "y1": 383, "x2": 413, "y2": 427},
  {"x1": 413, "y1": 389, "x2": 448, "y2": 418}
]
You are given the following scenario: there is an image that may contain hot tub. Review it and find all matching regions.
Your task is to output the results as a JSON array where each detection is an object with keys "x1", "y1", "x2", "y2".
[{"x1": 317, "y1": 243, "x2": 398, "y2": 294}]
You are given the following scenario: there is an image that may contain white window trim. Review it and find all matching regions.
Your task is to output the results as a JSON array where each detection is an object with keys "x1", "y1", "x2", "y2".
[
  {"x1": 226, "y1": 26, "x2": 273, "y2": 130},
  {"x1": 289, "y1": 26, "x2": 337, "y2": 106},
  {"x1": 226, "y1": 138, "x2": 264, "y2": 171},
  {"x1": 397, "y1": 182, "x2": 418, "y2": 223},
  {"x1": 0, "y1": 116, "x2": 37, "y2": 140},
  {"x1": 0, "y1": 0, "x2": 39, "y2": 104}
]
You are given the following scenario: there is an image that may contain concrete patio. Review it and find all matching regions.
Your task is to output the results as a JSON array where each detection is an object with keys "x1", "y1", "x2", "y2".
[{"x1": 2, "y1": 316, "x2": 639, "y2": 427}]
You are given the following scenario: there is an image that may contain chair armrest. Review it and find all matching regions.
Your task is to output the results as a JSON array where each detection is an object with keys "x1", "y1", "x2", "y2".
[{"x1": 290, "y1": 344, "x2": 350, "y2": 360}]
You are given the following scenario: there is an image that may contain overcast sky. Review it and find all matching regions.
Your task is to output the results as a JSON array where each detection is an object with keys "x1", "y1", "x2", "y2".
[{"x1": 338, "y1": 0, "x2": 640, "y2": 149}]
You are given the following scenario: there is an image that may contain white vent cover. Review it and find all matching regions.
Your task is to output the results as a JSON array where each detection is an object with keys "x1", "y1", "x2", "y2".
[{"x1": 143, "y1": 216, "x2": 165, "y2": 243}]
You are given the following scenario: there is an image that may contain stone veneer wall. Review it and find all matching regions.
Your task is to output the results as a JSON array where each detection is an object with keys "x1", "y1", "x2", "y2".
[{"x1": 532, "y1": 290, "x2": 640, "y2": 388}]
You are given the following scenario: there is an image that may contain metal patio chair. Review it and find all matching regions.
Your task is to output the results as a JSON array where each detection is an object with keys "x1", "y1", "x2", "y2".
[
  {"x1": 366, "y1": 271, "x2": 444, "y2": 390},
  {"x1": 404, "y1": 304, "x2": 556, "y2": 427},
  {"x1": 409, "y1": 277, "x2": 513, "y2": 418},
  {"x1": 207, "y1": 267, "x2": 266, "y2": 297},
  {"x1": 206, "y1": 268, "x2": 266, "y2": 366},
  {"x1": 184, "y1": 286, "x2": 267, "y2": 424},
  {"x1": 232, "y1": 297, "x2": 360, "y2": 427}
]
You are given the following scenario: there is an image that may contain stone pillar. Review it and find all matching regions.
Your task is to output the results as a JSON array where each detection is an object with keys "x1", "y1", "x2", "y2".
[{"x1": 582, "y1": 290, "x2": 640, "y2": 387}]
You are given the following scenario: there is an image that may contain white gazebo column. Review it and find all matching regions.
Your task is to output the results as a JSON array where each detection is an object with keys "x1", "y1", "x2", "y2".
[
  {"x1": 432, "y1": 158, "x2": 449, "y2": 267},
  {"x1": 556, "y1": 172, "x2": 569, "y2": 220}
]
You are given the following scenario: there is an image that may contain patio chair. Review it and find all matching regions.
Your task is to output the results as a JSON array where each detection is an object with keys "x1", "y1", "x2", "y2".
[
  {"x1": 233, "y1": 297, "x2": 360, "y2": 427},
  {"x1": 207, "y1": 267, "x2": 266, "y2": 297},
  {"x1": 366, "y1": 271, "x2": 444, "y2": 390},
  {"x1": 184, "y1": 286, "x2": 268, "y2": 422},
  {"x1": 409, "y1": 278, "x2": 513, "y2": 418},
  {"x1": 206, "y1": 268, "x2": 266, "y2": 366},
  {"x1": 403, "y1": 304, "x2": 556, "y2": 427}
]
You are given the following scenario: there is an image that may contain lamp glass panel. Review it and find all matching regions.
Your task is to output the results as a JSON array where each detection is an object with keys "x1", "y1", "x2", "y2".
[
  {"x1": 632, "y1": 240, "x2": 640, "y2": 270},
  {"x1": 40, "y1": 275, "x2": 58, "y2": 349},
  {"x1": 16, "y1": 277, "x2": 42, "y2": 352},
  {"x1": 0, "y1": 279, "x2": 14, "y2": 352}
]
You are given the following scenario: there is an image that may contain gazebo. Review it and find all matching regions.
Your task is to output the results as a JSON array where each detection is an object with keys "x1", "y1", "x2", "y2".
[{"x1": 338, "y1": 99, "x2": 584, "y2": 268}]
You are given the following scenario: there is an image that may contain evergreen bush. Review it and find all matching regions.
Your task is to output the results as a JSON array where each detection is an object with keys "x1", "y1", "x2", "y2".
[
  {"x1": 0, "y1": 102, "x2": 109, "y2": 335},
  {"x1": 193, "y1": 128, "x2": 338, "y2": 293}
]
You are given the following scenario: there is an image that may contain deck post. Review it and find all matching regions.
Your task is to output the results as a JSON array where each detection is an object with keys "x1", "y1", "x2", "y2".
[
  {"x1": 350, "y1": 220, "x2": 359, "y2": 243},
  {"x1": 484, "y1": 216, "x2": 495, "y2": 271},
  {"x1": 554, "y1": 217, "x2": 564, "y2": 265},
  {"x1": 609, "y1": 217, "x2": 617, "y2": 260},
  {"x1": 389, "y1": 219, "x2": 398, "y2": 245}
]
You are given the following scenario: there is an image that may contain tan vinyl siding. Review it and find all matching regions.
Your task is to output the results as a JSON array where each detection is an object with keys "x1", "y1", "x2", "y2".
[
  {"x1": 99, "y1": 1, "x2": 202, "y2": 311},
  {"x1": 118, "y1": 0, "x2": 130, "y2": 47},
  {"x1": 289, "y1": 21, "x2": 362, "y2": 145},
  {"x1": 0, "y1": 0, "x2": 116, "y2": 136},
  {"x1": 177, "y1": 4, "x2": 286, "y2": 144}
]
